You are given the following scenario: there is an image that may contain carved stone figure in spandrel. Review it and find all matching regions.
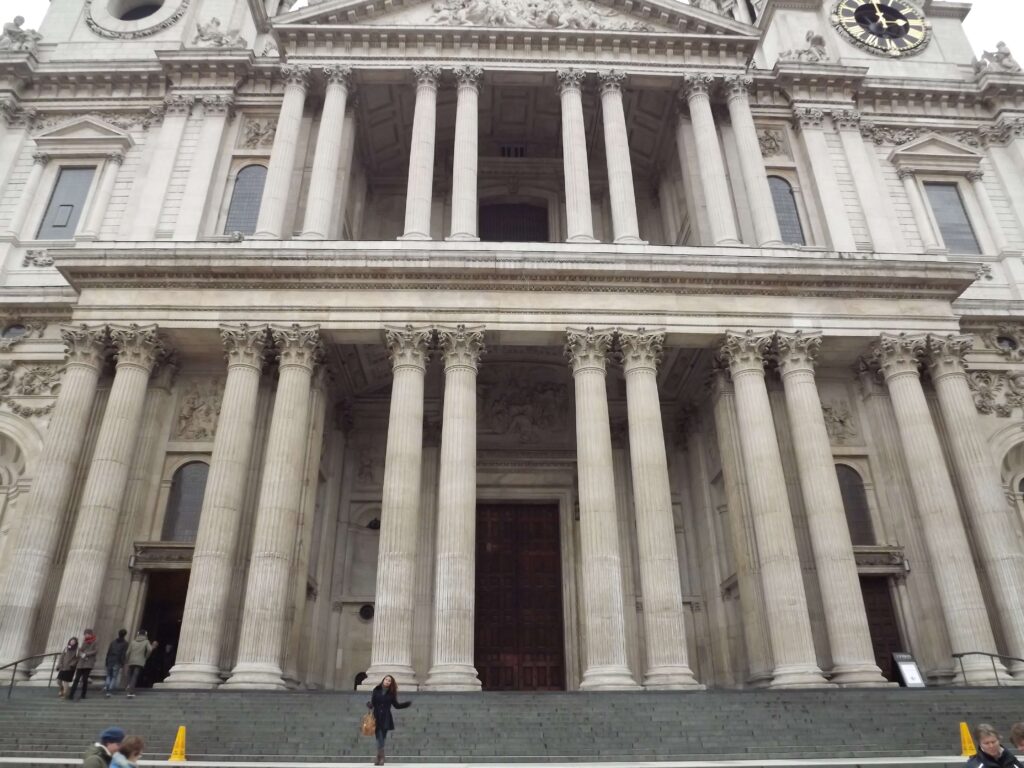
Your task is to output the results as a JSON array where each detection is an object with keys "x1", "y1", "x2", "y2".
[{"x1": 0, "y1": 16, "x2": 42, "y2": 53}]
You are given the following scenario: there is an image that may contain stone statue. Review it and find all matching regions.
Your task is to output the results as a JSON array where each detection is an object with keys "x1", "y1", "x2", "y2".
[
  {"x1": 192, "y1": 17, "x2": 248, "y2": 48},
  {"x1": 978, "y1": 41, "x2": 1022, "y2": 74},
  {"x1": 0, "y1": 16, "x2": 43, "y2": 54},
  {"x1": 425, "y1": 0, "x2": 654, "y2": 31},
  {"x1": 779, "y1": 30, "x2": 829, "y2": 64}
]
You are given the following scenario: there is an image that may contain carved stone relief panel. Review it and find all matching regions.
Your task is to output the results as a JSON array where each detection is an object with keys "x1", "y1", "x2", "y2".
[
  {"x1": 967, "y1": 371, "x2": 1024, "y2": 417},
  {"x1": 477, "y1": 362, "x2": 573, "y2": 450},
  {"x1": 174, "y1": 377, "x2": 223, "y2": 441},
  {"x1": 238, "y1": 117, "x2": 277, "y2": 150},
  {"x1": 821, "y1": 399, "x2": 858, "y2": 445},
  {"x1": 0, "y1": 362, "x2": 63, "y2": 419}
]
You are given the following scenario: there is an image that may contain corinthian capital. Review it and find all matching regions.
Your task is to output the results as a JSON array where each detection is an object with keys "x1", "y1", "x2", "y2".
[
  {"x1": 773, "y1": 330, "x2": 822, "y2": 375},
  {"x1": 221, "y1": 323, "x2": 270, "y2": 369},
  {"x1": 925, "y1": 333, "x2": 973, "y2": 379},
  {"x1": 565, "y1": 327, "x2": 614, "y2": 374},
  {"x1": 719, "y1": 330, "x2": 772, "y2": 374},
  {"x1": 723, "y1": 74, "x2": 753, "y2": 100},
  {"x1": 323, "y1": 64, "x2": 353, "y2": 88},
  {"x1": 791, "y1": 106, "x2": 825, "y2": 131},
  {"x1": 61, "y1": 324, "x2": 108, "y2": 368},
  {"x1": 453, "y1": 65, "x2": 483, "y2": 90},
  {"x1": 271, "y1": 324, "x2": 322, "y2": 371},
  {"x1": 870, "y1": 332, "x2": 926, "y2": 380},
  {"x1": 163, "y1": 93, "x2": 195, "y2": 116},
  {"x1": 384, "y1": 324, "x2": 433, "y2": 372},
  {"x1": 556, "y1": 68, "x2": 586, "y2": 94},
  {"x1": 681, "y1": 73, "x2": 716, "y2": 99},
  {"x1": 618, "y1": 328, "x2": 665, "y2": 373},
  {"x1": 412, "y1": 64, "x2": 442, "y2": 89},
  {"x1": 437, "y1": 324, "x2": 485, "y2": 372},
  {"x1": 281, "y1": 64, "x2": 311, "y2": 89},
  {"x1": 109, "y1": 324, "x2": 164, "y2": 372},
  {"x1": 598, "y1": 70, "x2": 627, "y2": 96}
]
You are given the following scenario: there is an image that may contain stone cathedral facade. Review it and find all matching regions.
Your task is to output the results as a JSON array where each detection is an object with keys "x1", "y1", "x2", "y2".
[{"x1": 1, "y1": 0, "x2": 1024, "y2": 693}]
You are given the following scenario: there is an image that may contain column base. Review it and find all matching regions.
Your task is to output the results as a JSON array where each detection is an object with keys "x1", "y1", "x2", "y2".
[
  {"x1": 220, "y1": 662, "x2": 288, "y2": 691},
  {"x1": 758, "y1": 239, "x2": 785, "y2": 248},
  {"x1": 423, "y1": 664, "x2": 482, "y2": 691},
  {"x1": 767, "y1": 663, "x2": 832, "y2": 689},
  {"x1": 642, "y1": 664, "x2": 705, "y2": 690},
  {"x1": 160, "y1": 663, "x2": 224, "y2": 689},
  {"x1": 952, "y1": 657, "x2": 1017, "y2": 686},
  {"x1": 580, "y1": 664, "x2": 641, "y2": 691},
  {"x1": 250, "y1": 231, "x2": 279, "y2": 240},
  {"x1": 613, "y1": 236, "x2": 647, "y2": 245},
  {"x1": 445, "y1": 234, "x2": 480, "y2": 242},
  {"x1": 359, "y1": 663, "x2": 419, "y2": 691},
  {"x1": 565, "y1": 235, "x2": 599, "y2": 244},
  {"x1": 714, "y1": 238, "x2": 743, "y2": 246},
  {"x1": 296, "y1": 231, "x2": 328, "y2": 240},
  {"x1": 746, "y1": 670, "x2": 774, "y2": 689},
  {"x1": 398, "y1": 232, "x2": 432, "y2": 241},
  {"x1": 829, "y1": 662, "x2": 894, "y2": 688}
]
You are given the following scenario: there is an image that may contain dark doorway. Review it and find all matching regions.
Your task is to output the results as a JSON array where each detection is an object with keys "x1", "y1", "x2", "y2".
[
  {"x1": 479, "y1": 203, "x2": 549, "y2": 242},
  {"x1": 859, "y1": 576, "x2": 903, "y2": 681},
  {"x1": 475, "y1": 503, "x2": 565, "y2": 690},
  {"x1": 138, "y1": 570, "x2": 190, "y2": 686}
]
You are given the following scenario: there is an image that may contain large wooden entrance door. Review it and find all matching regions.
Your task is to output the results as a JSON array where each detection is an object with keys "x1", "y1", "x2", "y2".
[
  {"x1": 859, "y1": 576, "x2": 903, "y2": 682},
  {"x1": 475, "y1": 503, "x2": 565, "y2": 690}
]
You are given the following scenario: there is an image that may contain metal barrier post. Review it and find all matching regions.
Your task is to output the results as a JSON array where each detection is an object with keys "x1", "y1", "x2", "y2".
[
  {"x1": 957, "y1": 655, "x2": 966, "y2": 685},
  {"x1": 992, "y1": 656, "x2": 1000, "y2": 687},
  {"x1": 6, "y1": 662, "x2": 16, "y2": 700}
]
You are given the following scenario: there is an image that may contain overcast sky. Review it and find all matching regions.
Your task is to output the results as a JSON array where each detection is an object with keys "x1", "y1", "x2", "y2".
[{"x1": 3, "y1": 0, "x2": 1024, "y2": 67}]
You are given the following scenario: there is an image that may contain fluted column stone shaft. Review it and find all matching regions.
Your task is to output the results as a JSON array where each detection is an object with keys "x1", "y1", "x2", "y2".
[
  {"x1": 566, "y1": 328, "x2": 640, "y2": 690},
  {"x1": 254, "y1": 65, "x2": 310, "y2": 239},
  {"x1": 6, "y1": 152, "x2": 49, "y2": 238},
  {"x1": 872, "y1": 333, "x2": 1006, "y2": 684},
  {"x1": 598, "y1": 72, "x2": 643, "y2": 244},
  {"x1": 774, "y1": 332, "x2": 888, "y2": 687},
  {"x1": 558, "y1": 70, "x2": 597, "y2": 243},
  {"x1": 301, "y1": 66, "x2": 352, "y2": 240},
  {"x1": 41, "y1": 325, "x2": 163, "y2": 663},
  {"x1": 426, "y1": 326, "x2": 485, "y2": 690},
  {"x1": 401, "y1": 66, "x2": 441, "y2": 241},
  {"x1": 362, "y1": 325, "x2": 432, "y2": 690},
  {"x1": 0, "y1": 325, "x2": 107, "y2": 677},
  {"x1": 926, "y1": 334, "x2": 1024, "y2": 679},
  {"x1": 720, "y1": 331, "x2": 829, "y2": 688},
  {"x1": 163, "y1": 324, "x2": 269, "y2": 688},
  {"x1": 619, "y1": 330, "x2": 701, "y2": 689},
  {"x1": 682, "y1": 75, "x2": 739, "y2": 246},
  {"x1": 448, "y1": 67, "x2": 482, "y2": 242},
  {"x1": 77, "y1": 152, "x2": 124, "y2": 241}
]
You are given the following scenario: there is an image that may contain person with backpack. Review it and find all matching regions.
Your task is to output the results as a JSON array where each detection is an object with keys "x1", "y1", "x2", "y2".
[{"x1": 104, "y1": 629, "x2": 129, "y2": 697}]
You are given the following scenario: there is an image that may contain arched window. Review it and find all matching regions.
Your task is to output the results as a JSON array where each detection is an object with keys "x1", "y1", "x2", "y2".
[
  {"x1": 768, "y1": 176, "x2": 806, "y2": 246},
  {"x1": 223, "y1": 165, "x2": 267, "y2": 236},
  {"x1": 161, "y1": 461, "x2": 209, "y2": 542},
  {"x1": 836, "y1": 465, "x2": 874, "y2": 546}
]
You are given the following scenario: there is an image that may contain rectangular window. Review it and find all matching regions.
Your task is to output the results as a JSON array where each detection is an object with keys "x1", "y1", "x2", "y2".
[
  {"x1": 36, "y1": 167, "x2": 96, "y2": 240},
  {"x1": 923, "y1": 181, "x2": 980, "y2": 255}
]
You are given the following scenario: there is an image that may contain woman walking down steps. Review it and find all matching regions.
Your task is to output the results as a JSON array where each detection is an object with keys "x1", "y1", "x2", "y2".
[{"x1": 367, "y1": 675, "x2": 411, "y2": 766}]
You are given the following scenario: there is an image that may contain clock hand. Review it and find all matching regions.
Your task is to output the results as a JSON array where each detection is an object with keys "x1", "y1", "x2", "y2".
[{"x1": 872, "y1": 0, "x2": 889, "y2": 29}]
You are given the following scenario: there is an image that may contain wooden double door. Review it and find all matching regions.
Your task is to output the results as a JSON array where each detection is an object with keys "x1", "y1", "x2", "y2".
[{"x1": 475, "y1": 503, "x2": 565, "y2": 691}]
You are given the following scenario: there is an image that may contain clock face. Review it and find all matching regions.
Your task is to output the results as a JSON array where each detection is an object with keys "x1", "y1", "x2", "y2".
[{"x1": 831, "y1": 0, "x2": 931, "y2": 57}]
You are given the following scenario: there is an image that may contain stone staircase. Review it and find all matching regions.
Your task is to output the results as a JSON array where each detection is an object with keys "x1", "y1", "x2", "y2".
[{"x1": 0, "y1": 687, "x2": 1019, "y2": 763}]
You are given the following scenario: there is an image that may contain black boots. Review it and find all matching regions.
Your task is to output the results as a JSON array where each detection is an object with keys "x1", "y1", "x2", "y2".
[{"x1": 374, "y1": 749, "x2": 385, "y2": 765}]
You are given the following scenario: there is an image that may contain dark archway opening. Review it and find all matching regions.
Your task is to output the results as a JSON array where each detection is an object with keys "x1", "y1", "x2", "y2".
[{"x1": 479, "y1": 203, "x2": 549, "y2": 243}]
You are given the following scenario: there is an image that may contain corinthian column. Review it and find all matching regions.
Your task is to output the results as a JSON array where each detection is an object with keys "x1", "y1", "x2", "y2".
[
  {"x1": 618, "y1": 329, "x2": 701, "y2": 689},
  {"x1": 448, "y1": 67, "x2": 482, "y2": 242},
  {"x1": 425, "y1": 325, "x2": 485, "y2": 690},
  {"x1": 598, "y1": 72, "x2": 643, "y2": 244},
  {"x1": 719, "y1": 330, "x2": 829, "y2": 688},
  {"x1": 254, "y1": 65, "x2": 310, "y2": 240},
  {"x1": 566, "y1": 327, "x2": 640, "y2": 690},
  {"x1": 301, "y1": 66, "x2": 353, "y2": 240},
  {"x1": 925, "y1": 334, "x2": 1024, "y2": 679},
  {"x1": 0, "y1": 325, "x2": 106, "y2": 679},
  {"x1": 223, "y1": 325, "x2": 322, "y2": 689},
  {"x1": 682, "y1": 75, "x2": 739, "y2": 246},
  {"x1": 40, "y1": 325, "x2": 164, "y2": 666},
  {"x1": 773, "y1": 332, "x2": 888, "y2": 687},
  {"x1": 558, "y1": 70, "x2": 597, "y2": 243},
  {"x1": 401, "y1": 66, "x2": 441, "y2": 241},
  {"x1": 362, "y1": 325, "x2": 433, "y2": 690},
  {"x1": 163, "y1": 324, "x2": 270, "y2": 689},
  {"x1": 872, "y1": 333, "x2": 1006, "y2": 684}
]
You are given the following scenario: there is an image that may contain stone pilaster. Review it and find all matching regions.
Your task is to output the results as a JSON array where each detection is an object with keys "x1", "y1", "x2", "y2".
[
  {"x1": 925, "y1": 334, "x2": 1024, "y2": 680},
  {"x1": 223, "y1": 324, "x2": 322, "y2": 689},
  {"x1": 0, "y1": 325, "x2": 107, "y2": 678},
  {"x1": 76, "y1": 152, "x2": 124, "y2": 241},
  {"x1": 5, "y1": 152, "x2": 49, "y2": 238},
  {"x1": 598, "y1": 72, "x2": 643, "y2": 244},
  {"x1": 131, "y1": 94, "x2": 193, "y2": 239},
  {"x1": 618, "y1": 329, "x2": 701, "y2": 689},
  {"x1": 566, "y1": 327, "x2": 640, "y2": 690},
  {"x1": 896, "y1": 169, "x2": 943, "y2": 252},
  {"x1": 362, "y1": 325, "x2": 433, "y2": 689},
  {"x1": 301, "y1": 66, "x2": 353, "y2": 239},
  {"x1": 791, "y1": 107, "x2": 857, "y2": 252},
  {"x1": 773, "y1": 331, "x2": 888, "y2": 687},
  {"x1": 400, "y1": 66, "x2": 441, "y2": 241},
  {"x1": 966, "y1": 170, "x2": 1013, "y2": 255},
  {"x1": 557, "y1": 70, "x2": 597, "y2": 243},
  {"x1": 719, "y1": 330, "x2": 829, "y2": 688},
  {"x1": 425, "y1": 325, "x2": 485, "y2": 690},
  {"x1": 174, "y1": 94, "x2": 235, "y2": 240},
  {"x1": 872, "y1": 332, "x2": 1006, "y2": 684},
  {"x1": 448, "y1": 67, "x2": 482, "y2": 242},
  {"x1": 163, "y1": 324, "x2": 270, "y2": 688}
]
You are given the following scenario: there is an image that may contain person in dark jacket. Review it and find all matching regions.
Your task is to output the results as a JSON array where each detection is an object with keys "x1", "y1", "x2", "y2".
[
  {"x1": 366, "y1": 675, "x2": 411, "y2": 766},
  {"x1": 965, "y1": 724, "x2": 1023, "y2": 768},
  {"x1": 69, "y1": 628, "x2": 98, "y2": 701},
  {"x1": 57, "y1": 637, "x2": 79, "y2": 699},
  {"x1": 104, "y1": 629, "x2": 128, "y2": 697},
  {"x1": 81, "y1": 727, "x2": 124, "y2": 768}
]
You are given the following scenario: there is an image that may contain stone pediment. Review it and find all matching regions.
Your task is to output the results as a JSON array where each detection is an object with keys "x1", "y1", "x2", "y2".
[
  {"x1": 279, "y1": 0, "x2": 756, "y2": 36},
  {"x1": 888, "y1": 132, "x2": 983, "y2": 174},
  {"x1": 33, "y1": 116, "x2": 134, "y2": 156}
]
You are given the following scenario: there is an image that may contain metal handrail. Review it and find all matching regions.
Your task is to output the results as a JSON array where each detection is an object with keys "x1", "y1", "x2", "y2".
[
  {"x1": 952, "y1": 651, "x2": 1024, "y2": 686},
  {"x1": 1, "y1": 652, "x2": 60, "y2": 700}
]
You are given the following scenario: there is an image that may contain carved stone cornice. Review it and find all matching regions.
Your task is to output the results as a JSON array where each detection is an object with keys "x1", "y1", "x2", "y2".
[
  {"x1": 437, "y1": 324, "x2": 485, "y2": 372},
  {"x1": 453, "y1": 65, "x2": 483, "y2": 90},
  {"x1": 163, "y1": 93, "x2": 195, "y2": 116},
  {"x1": 565, "y1": 327, "x2": 614, "y2": 374},
  {"x1": 773, "y1": 330, "x2": 822, "y2": 375},
  {"x1": 556, "y1": 68, "x2": 586, "y2": 94},
  {"x1": 831, "y1": 109, "x2": 861, "y2": 131},
  {"x1": 109, "y1": 323, "x2": 163, "y2": 372},
  {"x1": 924, "y1": 333, "x2": 972, "y2": 380},
  {"x1": 384, "y1": 324, "x2": 433, "y2": 372},
  {"x1": 870, "y1": 332, "x2": 926, "y2": 380},
  {"x1": 791, "y1": 106, "x2": 825, "y2": 131},
  {"x1": 722, "y1": 74, "x2": 752, "y2": 100},
  {"x1": 323, "y1": 64, "x2": 353, "y2": 88},
  {"x1": 618, "y1": 328, "x2": 665, "y2": 373},
  {"x1": 281, "y1": 63, "x2": 311, "y2": 89},
  {"x1": 412, "y1": 64, "x2": 442, "y2": 89},
  {"x1": 60, "y1": 324, "x2": 108, "y2": 369},
  {"x1": 271, "y1": 323, "x2": 323, "y2": 371},
  {"x1": 598, "y1": 70, "x2": 627, "y2": 96},
  {"x1": 719, "y1": 330, "x2": 772, "y2": 375},
  {"x1": 221, "y1": 323, "x2": 270, "y2": 369},
  {"x1": 681, "y1": 73, "x2": 716, "y2": 99}
]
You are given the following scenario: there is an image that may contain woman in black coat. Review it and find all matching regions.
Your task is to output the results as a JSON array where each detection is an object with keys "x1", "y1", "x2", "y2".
[
  {"x1": 966, "y1": 724, "x2": 1023, "y2": 768},
  {"x1": 367, "y1": 675, "x2": 411, "y2": 766}
]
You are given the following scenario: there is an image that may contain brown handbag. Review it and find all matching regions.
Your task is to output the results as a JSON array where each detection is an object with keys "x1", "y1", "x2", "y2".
[{"x1": 361, "y1": 711, "x2": 376, "y2": 736}]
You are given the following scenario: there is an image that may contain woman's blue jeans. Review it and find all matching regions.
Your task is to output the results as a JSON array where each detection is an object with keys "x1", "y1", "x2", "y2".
[{"x1": 375, "y1": 730, "x2": 387, "y2": 750}]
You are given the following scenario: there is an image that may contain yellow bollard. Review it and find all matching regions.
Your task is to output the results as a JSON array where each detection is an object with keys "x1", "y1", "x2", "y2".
[
  {"x1": 168, "y1": 725, "x2": 187, "y2": 762},
  {"x1": 960, "y1": 722, "x2": 976, "y2": 757}
]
